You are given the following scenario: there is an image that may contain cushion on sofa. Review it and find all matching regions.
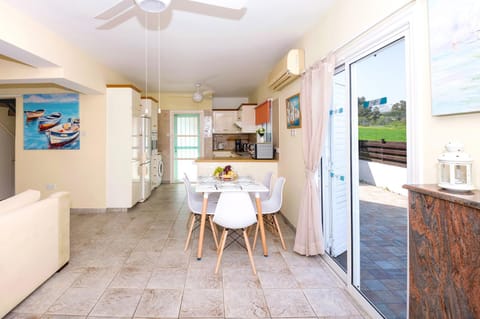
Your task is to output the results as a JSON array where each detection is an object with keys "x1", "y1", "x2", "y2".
[{"x1": 0, "y1": 189, "x2": 41, "y2": 213}]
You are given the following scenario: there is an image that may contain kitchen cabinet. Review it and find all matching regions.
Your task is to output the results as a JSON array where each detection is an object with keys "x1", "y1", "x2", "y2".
[
  {"x1": 106, "y1": 85, "x2": 142, "y2": 209},
  {"x1": 236, "y1": 103, "x2": 257, "y2": 133},
  {"x1": 213, "y1": 110, "x2": 239, "y2": 133}
]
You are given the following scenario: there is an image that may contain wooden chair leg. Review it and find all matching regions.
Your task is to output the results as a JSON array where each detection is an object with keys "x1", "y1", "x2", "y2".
[
  {"x1": 184, "y1": 213, "x2": 196, "y2": 251},
  {"x1": 243, "y1": 229, "x2": 257, "y2": 275},
  {"x1": 215, "y1": 229, "x2": 228, "y2": 274},
  {"x1": 252, "y1": 222, "x2": 259, "y2": 250},
  {"x1": 208, "y1": 216, "x2": 219, "y2": 249},
  {"x1": 273, "y1": 214, "x2": 287, "y2": 250}
]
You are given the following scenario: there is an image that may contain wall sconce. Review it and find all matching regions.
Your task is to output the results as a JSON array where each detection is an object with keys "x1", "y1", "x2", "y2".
[{"x1": 438, "y1": 142, "x2": 474, "y2": 192}]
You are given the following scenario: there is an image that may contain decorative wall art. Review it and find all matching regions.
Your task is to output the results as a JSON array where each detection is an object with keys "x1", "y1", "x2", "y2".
[
  {"x1": 286, "y1": 93, "x2": 301, "y2": 128},
  {"x1": 428, "y1": 0, "x2": 480, "y2": 115},
  {"x1": 23, "y1": 93, "x2": 80, "y2": 150}
]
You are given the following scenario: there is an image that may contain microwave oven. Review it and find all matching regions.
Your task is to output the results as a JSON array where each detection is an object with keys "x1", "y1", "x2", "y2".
[{"x1": 253, "y1": 143, "x2": 274, "y2": 159}]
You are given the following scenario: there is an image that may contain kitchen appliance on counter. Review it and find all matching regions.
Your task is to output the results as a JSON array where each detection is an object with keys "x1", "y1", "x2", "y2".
[
  {"x1": 253, "y1": 143, "x2": 274, "y2": 159},
  {"x1": 235, "y1": 139, "x2": 242, "y2": 152}
]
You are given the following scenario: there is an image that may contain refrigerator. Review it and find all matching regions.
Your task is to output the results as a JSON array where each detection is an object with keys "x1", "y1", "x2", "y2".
[{"x1": 133, "y1": 116, "x2": 152, "y2": 202}]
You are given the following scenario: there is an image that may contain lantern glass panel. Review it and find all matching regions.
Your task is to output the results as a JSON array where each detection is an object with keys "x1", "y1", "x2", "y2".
[
  {"x1": 454, "y1": 164, "x2": 467, "y2": 184},
  {"x1": 439, "y1": 163, "x2": 450, "y2": 183}
]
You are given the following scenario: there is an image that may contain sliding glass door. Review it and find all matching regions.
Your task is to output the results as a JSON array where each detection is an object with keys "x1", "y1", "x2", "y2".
[{"x1": 322, "y1": 36, "x2": 409, "y2": 319}]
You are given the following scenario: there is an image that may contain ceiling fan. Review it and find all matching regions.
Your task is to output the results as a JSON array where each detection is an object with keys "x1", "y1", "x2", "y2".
[
  {"x1": 192, "y1": 83, "x2": 214, "y2": 103},
  {"x1": 96, "y1": 0, "x2": 247, "y2": 21}
]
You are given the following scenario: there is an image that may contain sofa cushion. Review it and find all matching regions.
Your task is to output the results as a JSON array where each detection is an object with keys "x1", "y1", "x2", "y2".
[{"x1": 0, "y1": 189, "x2": 41, "y2": 213}]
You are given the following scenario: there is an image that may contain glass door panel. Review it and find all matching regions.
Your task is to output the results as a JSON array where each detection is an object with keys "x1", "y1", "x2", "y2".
[
  {"x1": 350, "y1": 38, "x2": 408, "y2": 319},
  {"x1": 322, "y1": 66, "x2": 348, "y2": 274},
  {"x1": 173, "y1": 113, "x2": 200, "y2": 182}
]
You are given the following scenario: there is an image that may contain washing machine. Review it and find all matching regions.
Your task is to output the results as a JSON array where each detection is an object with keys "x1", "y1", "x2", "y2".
[{"x1": 151, "y1": 152, "x2": 164, "y2": 188}]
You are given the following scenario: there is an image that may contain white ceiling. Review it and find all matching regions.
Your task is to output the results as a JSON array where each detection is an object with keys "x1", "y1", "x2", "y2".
[{"x1": 3, "y1": 0, "x2": 334, "y2": 97}]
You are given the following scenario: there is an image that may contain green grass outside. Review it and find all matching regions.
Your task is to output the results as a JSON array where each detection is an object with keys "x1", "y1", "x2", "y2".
[{"x1": 358, "y1": 126, "x2": 406, "y2": 142}]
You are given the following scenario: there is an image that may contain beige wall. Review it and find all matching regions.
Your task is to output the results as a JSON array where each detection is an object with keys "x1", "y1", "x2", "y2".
[
  {"x1": 159, "y1": 92, "x2": 212, "y2": 110},
  {"x1": 0, "y1": 3, "x2": 134, "y2": 208}
]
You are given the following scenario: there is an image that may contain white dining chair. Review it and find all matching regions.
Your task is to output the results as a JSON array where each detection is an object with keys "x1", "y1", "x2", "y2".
[
  {"x1": 213, "y1": 191, "x2": 258, "y2": 274},
  {"x1": 260, "y1": 171, "x2": 273, "y2": 200},
  {"x1": 253, "y1": 177, "x2": 287, "y2": 250},
  {"x1": 183, "y1": 177, "x2": 219, "y2": 251}
]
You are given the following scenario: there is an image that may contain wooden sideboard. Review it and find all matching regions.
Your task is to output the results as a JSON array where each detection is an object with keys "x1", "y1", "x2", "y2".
[{"x1": 404, "y1": 184, "x2": 480, "y2": 319}]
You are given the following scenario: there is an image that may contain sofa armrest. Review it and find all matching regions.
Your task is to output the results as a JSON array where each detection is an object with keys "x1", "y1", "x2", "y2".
[
  {"x1": 49, "y1": 192, "x2": 71, "y2": 266},
  {"x1": 0, "y1": 189, "x2": 40, "y2": 213}
]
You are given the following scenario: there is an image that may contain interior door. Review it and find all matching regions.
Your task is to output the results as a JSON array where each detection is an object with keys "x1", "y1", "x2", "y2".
[
  {"x1": 173, "y1": 113, "x2": 201, "y2": 182},
  {"x1": 0, "y1": 125, "x2": 15, "y2": 200}
]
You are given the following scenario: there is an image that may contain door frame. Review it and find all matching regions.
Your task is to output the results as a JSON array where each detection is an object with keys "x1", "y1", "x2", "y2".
[{"x1": 169, "y1": 110, "x2": 204, "y2": 183}]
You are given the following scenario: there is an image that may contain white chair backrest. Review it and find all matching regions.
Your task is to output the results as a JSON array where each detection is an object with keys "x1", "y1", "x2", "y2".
[
  {"x1": 213, "y1": 192, "x2": 257, "y2": 229},
  {"x1": 260, "y1": 171, "x2": 273, "y2": 200},
  {"x1": 261, "y1": 177, "x2": 286, "y2": 214}
]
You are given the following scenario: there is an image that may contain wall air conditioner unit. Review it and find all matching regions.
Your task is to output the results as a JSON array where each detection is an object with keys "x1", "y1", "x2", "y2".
[{"x1": 268, "y1": 49, "x2": 305, "y2": 91}]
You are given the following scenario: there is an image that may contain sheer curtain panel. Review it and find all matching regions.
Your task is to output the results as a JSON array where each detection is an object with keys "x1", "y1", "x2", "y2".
[{"x1": 293, "y1": 53, "x2": 335, "y2": 256}]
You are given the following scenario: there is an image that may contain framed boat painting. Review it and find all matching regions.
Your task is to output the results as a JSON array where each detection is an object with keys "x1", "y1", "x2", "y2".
[
  {"x1": 23, "y1": 93, "x2": 80, "y2": 150},
  {"x1": 428, "y1": 0, "x2": 480, "y2": 115},
  {"x1": 286, "y1": 93, "x2": 301, "y2": 128}
]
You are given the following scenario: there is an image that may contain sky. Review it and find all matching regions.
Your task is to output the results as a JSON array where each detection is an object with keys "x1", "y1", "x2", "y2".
[{"x1": 353, "y1": 38, "x2": 406, "y2": 106}]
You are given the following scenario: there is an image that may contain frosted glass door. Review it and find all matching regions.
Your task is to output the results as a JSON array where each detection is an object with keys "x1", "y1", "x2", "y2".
[{"x1": 173, "y1": 113, "x2": 200, "y2": 181}]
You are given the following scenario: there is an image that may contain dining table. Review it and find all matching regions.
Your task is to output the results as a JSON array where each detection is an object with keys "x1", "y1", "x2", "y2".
[{"x1": 194, "y1": 175, "x2": 270, "y2": 260}]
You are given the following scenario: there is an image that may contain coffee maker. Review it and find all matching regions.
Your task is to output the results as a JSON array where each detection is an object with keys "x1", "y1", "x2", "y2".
[{"x1": 235, "y1": 139, "x2": 242, "y2": 152}]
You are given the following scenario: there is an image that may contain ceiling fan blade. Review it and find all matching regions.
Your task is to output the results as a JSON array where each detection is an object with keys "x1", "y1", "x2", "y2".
[
  {"x1": 95, "y1": 0, "x2": 134, "y2": 20},
  {"x1": 189, "y1": 0, "x2": 247, "y2": 10}
]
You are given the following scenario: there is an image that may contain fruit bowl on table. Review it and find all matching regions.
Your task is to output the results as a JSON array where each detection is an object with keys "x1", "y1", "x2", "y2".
[{"x1": 215, "y1": 173, "x2": 237, "y2": 181}]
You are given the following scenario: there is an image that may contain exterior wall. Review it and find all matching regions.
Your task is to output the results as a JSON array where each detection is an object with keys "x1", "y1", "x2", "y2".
[{"x1": 359, "y1": 160, "x2": 407, "y2": 196}]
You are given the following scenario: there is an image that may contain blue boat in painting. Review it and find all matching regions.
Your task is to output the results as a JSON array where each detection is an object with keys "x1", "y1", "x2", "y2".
[
  {"x1": 46, "y1": 118, "x2": 80, "y2": 146},
  {"x1": 38, "y1": 112, "x2": 62, "y2": 131}
]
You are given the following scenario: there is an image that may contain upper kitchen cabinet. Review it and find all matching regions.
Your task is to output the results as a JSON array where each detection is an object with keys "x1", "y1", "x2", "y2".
[
  {"x1": 106, "y1": 84, "x2": 142, "y2": 209},
  {"x1": 141, "y1": 97, "x2": 159, "y2": 132},
  {"x1": 213, "y1": 110, "x2": 239, "y2": 133},
  {"x1": 235, "y1": 103, "x2": 257, "y2": 133}
]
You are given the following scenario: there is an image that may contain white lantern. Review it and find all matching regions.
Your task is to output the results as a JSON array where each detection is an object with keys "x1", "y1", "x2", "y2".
[{"x1": 437, "y1": 143, "x2": 474, "y2": 191}]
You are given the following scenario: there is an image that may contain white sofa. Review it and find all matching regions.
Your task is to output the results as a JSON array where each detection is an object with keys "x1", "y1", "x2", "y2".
[{"x1": 0, "y1": 190, "x2": 71, "y2": 317}]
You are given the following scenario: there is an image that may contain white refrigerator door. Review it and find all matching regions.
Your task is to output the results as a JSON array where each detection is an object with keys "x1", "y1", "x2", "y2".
[{"x1": 141, "y1": 117, "x2": 152, "y2": 162}]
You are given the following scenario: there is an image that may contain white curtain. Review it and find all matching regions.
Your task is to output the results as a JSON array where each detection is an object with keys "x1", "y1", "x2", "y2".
[{"x1": 293, "y1": 53, "x2": 335, "y2": 256}]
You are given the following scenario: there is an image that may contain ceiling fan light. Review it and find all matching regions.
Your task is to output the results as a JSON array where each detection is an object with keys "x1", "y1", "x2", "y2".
[
  {"x1": 192, "y1": 91, "x2": 203, "y2": 103},
  {"x1": 134, "y1": 0, "x2": 171, "y2": 13}
]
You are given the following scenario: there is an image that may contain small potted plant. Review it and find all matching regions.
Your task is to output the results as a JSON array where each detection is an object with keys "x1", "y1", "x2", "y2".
[{"x1": 256, "y1": 127, "x2": 265, "y2": 143}]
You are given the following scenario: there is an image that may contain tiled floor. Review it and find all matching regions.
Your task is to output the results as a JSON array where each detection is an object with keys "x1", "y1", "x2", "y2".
[
  {"x1": 359, "y1": 185, "x2": 407, "y2": 319},
  {"x1": 6, "y1": 183, "x2": 368, "y2": 319}
]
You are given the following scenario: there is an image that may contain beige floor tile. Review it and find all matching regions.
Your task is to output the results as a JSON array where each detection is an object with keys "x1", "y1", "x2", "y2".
[
  {"x1": 41, "y1": 315, "x2": 86, "y2": 319},
  {"x1": 257, "y1": 268, "x2": 299, "y2": 289},
  {"x1": 71, "y1": 267, "x2": 119, "y2": 289},
  {"x1": 4, "y1": 314, "x2": 43, "y2": 319},
  {"x1": 304, "y1": 288, "x2": 361, "y2": 317},
  {"x1": 156, "y1": 251, "x2": 190, "y2": 268},
  {"x1": 134, "y1": 289, "x2": 182, "y2": 317},
  {"x1": 179, "y1": 289, "x2": 224, "y2": 318},
  {"x1": 89, "y1": 288, "x2": 143, "y2": 317},
  {"x1": 109, "y1": 267, "x2": 152, "y2": 289},
  {"x1": 45, "y1": 287, "x2": 103, "y2": 315},
  {"x1": 124, "y1": 252, "x2": 162, "y2": 270},
  {"x1": 263, "y1": 289, "x2": 315, "y2": 317},
  {"x1": 185, "y1": 268, "x2": 222, "y2": 289},
  {"x1": 289, "y1": 265, "x2": 343, "y2": 289},
  {"x1": 222, "y1": 267, "x2": 261, "y2": 289},
  {"x1": 224, "y1": 289, "x2": 269, "y2": 318},
  {"x1": 253, "y1": 251, "x2": 289, "y2": 272},
  {"x1": 146, "y1": 268, "x2": 187, "y2": 289}
]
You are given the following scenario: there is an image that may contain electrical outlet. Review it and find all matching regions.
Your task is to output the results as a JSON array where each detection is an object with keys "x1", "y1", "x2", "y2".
[{"x1": 46, "y1": 184, "x2": 56, "y2": 190}]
